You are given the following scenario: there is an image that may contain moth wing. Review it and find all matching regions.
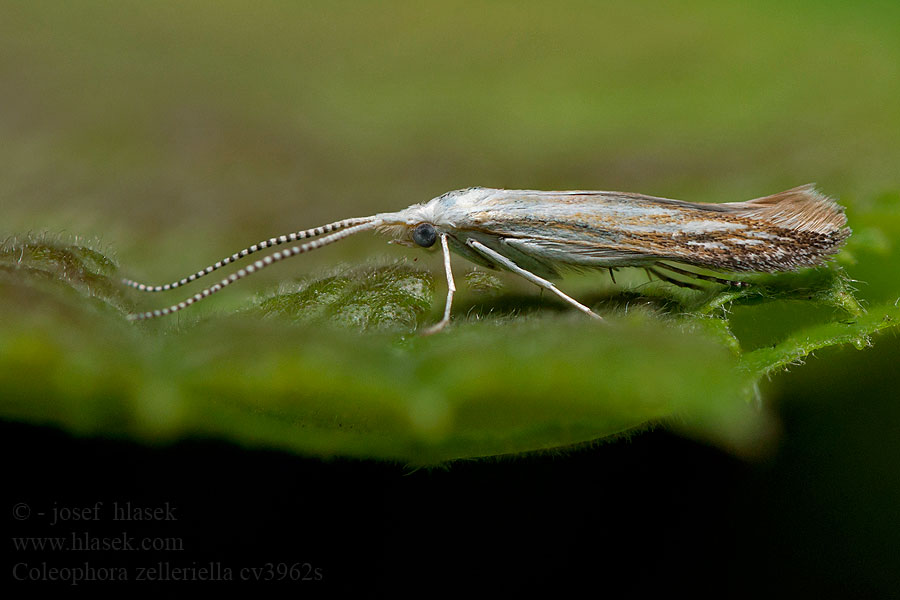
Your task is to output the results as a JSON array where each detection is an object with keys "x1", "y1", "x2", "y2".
[
  {"x1": 462, "y1": 185, "x2": 849, "y2": 273},
  {"x1": 450, "y1": 233, "x2": 562, "y2": 279},
  {"x1": 444, "y1": 234, "x2": 499, "y2": 271},
  {"x1": 720, "y1": 184, "x2": 849, "y2": 235},
  {"x1": 502, "y1": 237, "x2": 660, "y2": 269}
]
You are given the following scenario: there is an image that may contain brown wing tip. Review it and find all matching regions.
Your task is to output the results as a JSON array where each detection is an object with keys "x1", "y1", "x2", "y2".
[{"x1": 738, "y1": 184, "x2": 848, "y2": 235}]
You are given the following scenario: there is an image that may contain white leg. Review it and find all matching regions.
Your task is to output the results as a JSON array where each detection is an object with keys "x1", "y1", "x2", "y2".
[
  {"x1": 467, "y1": 239, "x2": 602, "y2": 320},
  {"x1": 421, "y1": 233, "x2": 456, "y2": 335}
]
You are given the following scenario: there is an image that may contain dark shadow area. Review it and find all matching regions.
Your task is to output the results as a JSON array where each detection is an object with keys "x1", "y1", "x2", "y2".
[
  {"x1": 6, "y1": 356, "x2": 899, "y2": 598},
  {"x1": 454, "y1": 288, "x2": 687, "y2": 323}
]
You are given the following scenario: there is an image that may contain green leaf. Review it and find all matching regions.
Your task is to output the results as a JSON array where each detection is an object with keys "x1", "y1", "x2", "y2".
[
  {"x1": 254, "y1": 262, "x2": 433, "y2": 331},
  {"x1": 3, "y1": 195, "x2": 899, "y2": 465}
]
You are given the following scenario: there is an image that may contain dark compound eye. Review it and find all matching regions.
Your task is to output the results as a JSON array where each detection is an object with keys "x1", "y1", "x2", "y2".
[{"x1": 412, "y1": 223, "x2": 437, "y2": 248}]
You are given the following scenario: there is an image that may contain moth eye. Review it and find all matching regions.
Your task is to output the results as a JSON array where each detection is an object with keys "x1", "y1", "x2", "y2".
[{"x1": 412, "y1": 223, "x2": 437, "y2": 248}]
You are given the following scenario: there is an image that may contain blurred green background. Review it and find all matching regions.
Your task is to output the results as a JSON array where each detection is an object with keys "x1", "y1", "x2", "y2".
[
  {"x1": 2, "y1": 1, "x2": 900, "y2": 590},
  {"x1": 4, "y1": 1, "x2": 899, "y2": 260}
]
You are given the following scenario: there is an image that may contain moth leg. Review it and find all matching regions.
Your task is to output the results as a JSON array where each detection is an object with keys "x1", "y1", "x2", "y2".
[
  {"x1": 646, "y1": 267, "x2": 704, "y2": 291},
  {"x1": 466, "y1": 239, "x2": 602, "y2": 320},
  {"x1": 421, "y1": 233, "x2": 456, "y2": 335},
  {"x1": 654, "y1": 262, "x2": 749, "y2": 288}
]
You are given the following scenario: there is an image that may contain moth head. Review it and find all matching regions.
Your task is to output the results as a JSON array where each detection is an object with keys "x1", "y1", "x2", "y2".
[
  {"x1": 373, "y1": 200, "x2": 441, "y2": 248},
  {"x1": 411, "y1": 222, "x2": 438, "y2": 248},
  {"x1": 375, "y1": 193, "x2": 452, "y2": 243},
  {"x1": 384, "y1": 221, "x2": 440, "y2": 249}
]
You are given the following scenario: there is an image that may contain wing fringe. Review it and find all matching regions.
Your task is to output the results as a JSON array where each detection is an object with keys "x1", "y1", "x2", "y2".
[{"x1": 726, "y1": 184, "x2": 848, "y2": 236}]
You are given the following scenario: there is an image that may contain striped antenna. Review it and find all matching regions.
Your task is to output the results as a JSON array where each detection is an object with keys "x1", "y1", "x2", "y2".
[
  {"x1": 122, "y1": 217, "x2": 373, "y2": 292},
  {"x1": 126, "y1": 218, "x2": 383, "y2": 321}
]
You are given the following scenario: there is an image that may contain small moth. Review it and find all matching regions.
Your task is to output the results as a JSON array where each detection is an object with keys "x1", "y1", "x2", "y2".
[{"x1": 124, "y1": 184, "x2": 850, "y2": 333}]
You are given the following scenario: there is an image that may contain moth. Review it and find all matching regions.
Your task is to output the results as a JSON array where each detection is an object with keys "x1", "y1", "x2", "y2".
[{"x1": 124, "y1": 184, "x2": 850, "y2": 333}]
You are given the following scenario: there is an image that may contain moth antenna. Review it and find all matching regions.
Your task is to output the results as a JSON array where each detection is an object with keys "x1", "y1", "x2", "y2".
[
  {"x1": 122, "y1": 217, "x2": 374, "y2": 292},
  {"x1": 126, "y1": 218, "x2": 382, "y2": 321}
]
